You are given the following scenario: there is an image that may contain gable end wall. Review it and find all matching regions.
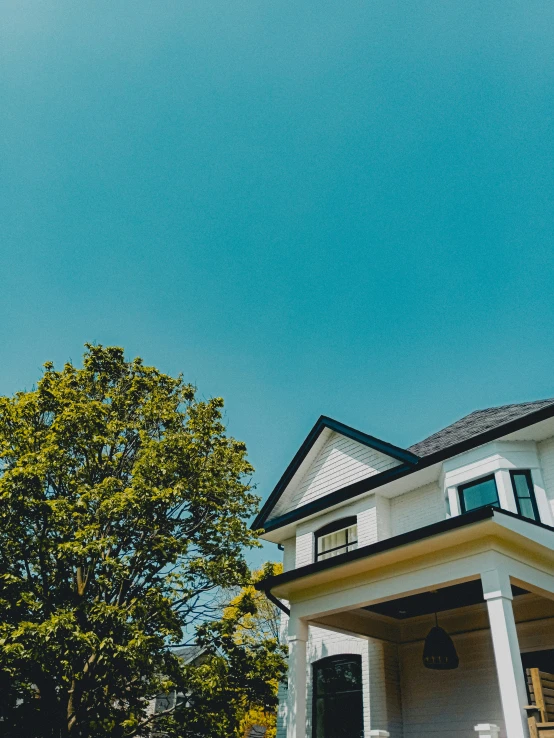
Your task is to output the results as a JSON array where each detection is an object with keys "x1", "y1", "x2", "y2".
[{"x1": 270, "y1": 432, "x2": 401, "y2": 521}]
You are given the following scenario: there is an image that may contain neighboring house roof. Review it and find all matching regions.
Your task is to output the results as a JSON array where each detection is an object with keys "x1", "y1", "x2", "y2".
[
  {"x1": 245, "y1": 726, "x2": 267, "y2": 738},
  {"x1": 170, "y1": 644, "x2": 206, "y2": 664},
  {"x1": 255, "y1": 398, "x2": 554, "y2": 533},
  {"x1": 408, "y1": 398, "x2": 554, "y2": 457}
]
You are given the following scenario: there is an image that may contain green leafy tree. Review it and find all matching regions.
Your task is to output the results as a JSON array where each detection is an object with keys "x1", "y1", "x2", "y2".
[
  {"x1": 0, "y1": 345, "x2": 259, "y2": 738},
  {"x1": 161, "y1": 563, "x2": 286, "y2": 738}
]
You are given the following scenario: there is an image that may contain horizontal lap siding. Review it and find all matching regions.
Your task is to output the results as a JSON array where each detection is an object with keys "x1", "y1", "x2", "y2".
[{"x1": 270, "y1": 433, "x2": 400, "y2": 520}]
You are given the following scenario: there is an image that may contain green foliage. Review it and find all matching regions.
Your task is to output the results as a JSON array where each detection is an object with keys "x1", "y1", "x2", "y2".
[
  {"x1": 0, "y1": 345, "x2": 259, "y2": 737},
  {"x1": 160, "y1": 563, "x2": 287, "y2": 738}
]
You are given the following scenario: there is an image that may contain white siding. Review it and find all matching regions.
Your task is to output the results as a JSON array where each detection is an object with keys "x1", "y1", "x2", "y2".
[
  {"x1": 269, "y1": 432, "x2": 400, "y2": 521},
  {"x1": 296, "y1": 532, "x2": 314, "y2": 567},
  {"x1": 358, "y1": 495, "x2": 391, "y2": 547},
  {"x1": 282, "y1": 537, "x2": 296, "y2": 572},
  {"x1": 275, "y1": 681, "x2": 288, "y2": 738},
  {"x1": 391, "y1": 483, "x2": 444, "y2": 537},
  {"x1": 358, "y1": 505, "x2": 378, "y2": 547},
  {"x1": 367, "y1": 638, "x2": 403, "y2": 737},
  {"x1": 276, "y1": 627, "x2": 402, "y2": 738},
  {"x1": 306, "y1": 627, "x2": 372, "y2": 738},
  {"x1": 400, "y1": 629, "x2": 503, "y2": 737},
  {"x1": 538, "y1": 437, "x2": 554, "y2": 519},
  {"x1": 291, "y1": 493, "x2": 393, "y2": 572}
]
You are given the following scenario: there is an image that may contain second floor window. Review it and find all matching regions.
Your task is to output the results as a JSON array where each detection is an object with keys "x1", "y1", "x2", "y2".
[
  {"x1": 316, "y1": 517, "x2": 358, "y2": 561},
  {"x1": 458, "y1": 474, "x2": 500, "y2": 514},
  {"x1": 510, "y1": 470, "x2": 540, "y2": 522}
]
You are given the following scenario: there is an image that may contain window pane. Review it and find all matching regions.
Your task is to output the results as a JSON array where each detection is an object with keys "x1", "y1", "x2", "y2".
[
  {"x1": 313, "y1": 656, "x2": 364, "y2": 738},
  {"x1": 317, "y1": 525, "x2": 358, "y2": 560},
  {"x1": 460, "y1": 477, "x2": 499, "y2": 512},
  {"x1": 518, "y1": 497, "x2": 536, "y2": 521},
  {"x1": 512, "y1": 472, "x2": 538, "y2": 521}
]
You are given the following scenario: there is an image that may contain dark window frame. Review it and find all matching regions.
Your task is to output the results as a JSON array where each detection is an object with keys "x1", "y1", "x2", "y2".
[
  {"x1": 315, "y1": 516, "x2": 358, "y2": 561},
  {"x1": 510, "y1": 469, "x2": 540, "y2": 522},
  {"x1": 312, "y1": 654, "x2": 364, "y2": 738},
  {"x1": 458, "y1": 474, "x2": 500, "y2": 514}
]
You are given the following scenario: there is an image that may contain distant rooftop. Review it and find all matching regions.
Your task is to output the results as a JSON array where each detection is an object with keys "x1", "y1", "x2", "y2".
[
  {"x1": 409, "y1": 398, "x2": 554, "y2": 457},
  {"x1": 171, "y1": 644, "x2": 205, "y2": 664}
]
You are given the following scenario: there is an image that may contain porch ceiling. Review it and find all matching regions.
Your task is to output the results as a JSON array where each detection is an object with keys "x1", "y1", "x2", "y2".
[{"x1": 364, "y1": 579, "x2": 529, "y2": 620}]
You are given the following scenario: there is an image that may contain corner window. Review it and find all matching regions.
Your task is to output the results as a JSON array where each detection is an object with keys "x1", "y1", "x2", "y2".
[
  {"x1": 315, "y1": 517, "x2": 358, "y2": 561},
  {"x1": 458, "y1": 474, "x2": 500, "y2": 514},
  {"x1": 510, "y1": 470, "x2": 540, "y2": 522}
]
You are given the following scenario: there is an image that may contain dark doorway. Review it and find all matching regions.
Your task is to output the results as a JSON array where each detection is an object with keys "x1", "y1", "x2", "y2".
[
  {"x1": 521, "y1": 649, "x2": 554, "y2": 673},
  {"x1": 521, "y1": 649, "x2": 554, "y2": 702},
  {"x1": 312, "y1": 655, "x2": 364, "y2": 738}
]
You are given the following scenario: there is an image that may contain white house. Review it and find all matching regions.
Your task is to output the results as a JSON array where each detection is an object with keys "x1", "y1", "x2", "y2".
[{"x1": 253, "y1": 399, "x2": 554, "y2": 738}]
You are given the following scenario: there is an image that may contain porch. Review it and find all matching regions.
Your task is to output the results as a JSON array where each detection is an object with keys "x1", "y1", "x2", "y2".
[{"x1": 260, "y1": 507, "x2": 554, "y2": 738}]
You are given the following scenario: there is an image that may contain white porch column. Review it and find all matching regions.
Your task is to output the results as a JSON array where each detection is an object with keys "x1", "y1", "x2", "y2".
[
  {"x1": 287, "y1": 616, "x2": 308, "y2": 738},
  {"x1": 481, "y1": 568, "x2": 529, "y2": 738}
]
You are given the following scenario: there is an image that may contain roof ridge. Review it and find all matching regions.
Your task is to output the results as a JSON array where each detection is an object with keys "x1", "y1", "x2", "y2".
[
  {"x1": 408, "y1": 396, "x2": 554, "y2": 457},
  {"x1": 468, "y1": 397, "x2": 554, "y2": 416}
]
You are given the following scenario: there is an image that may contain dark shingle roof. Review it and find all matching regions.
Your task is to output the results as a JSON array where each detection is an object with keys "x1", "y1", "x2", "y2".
[
  {"x1": 246, "y1": 727, "x2": 267, "y2": 738},
  {"x1": 408, "y1": 398, "x2": 554, "y2": 457},
  {"x1": 171, "y1": 644, "x2": 205, "y2": 664}
]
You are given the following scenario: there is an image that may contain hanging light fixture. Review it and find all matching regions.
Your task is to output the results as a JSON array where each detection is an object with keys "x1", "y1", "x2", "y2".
[{"x1": 422, "y1": 612, "x2": 459, "y2": 670}]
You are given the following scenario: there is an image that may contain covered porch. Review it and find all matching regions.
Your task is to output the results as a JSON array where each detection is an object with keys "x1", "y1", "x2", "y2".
[{"x1": 261, "y1": 508, "x2": 554, "y2": 738}]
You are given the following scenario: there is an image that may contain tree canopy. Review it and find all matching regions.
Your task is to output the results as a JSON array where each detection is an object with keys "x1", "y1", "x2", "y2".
[
  {"x1": 167, "y1": 563, "x2": 287, "y2": 738},
  {"x1": 0, "y1": 345, "x2": 260, "y2": 738}
]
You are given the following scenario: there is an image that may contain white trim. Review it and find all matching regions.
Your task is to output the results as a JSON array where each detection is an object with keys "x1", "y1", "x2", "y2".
[{"x1": 531, "y1": 466, "x2": 554, "y2": 526}]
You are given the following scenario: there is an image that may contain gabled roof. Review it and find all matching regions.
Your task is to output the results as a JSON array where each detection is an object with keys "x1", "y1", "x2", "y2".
[
  {"x1": 409, "y1": 398, "x2": 554, "y2": 457},
  {"x1": 255, "y1": 398, "x2": 554, "y2": 534},
  {"x1": 171, "y1": 644, "x2": 206, "y2": 664},
  {"x1": 252, "y1": 416, "x2": 419, "y2": 530}
]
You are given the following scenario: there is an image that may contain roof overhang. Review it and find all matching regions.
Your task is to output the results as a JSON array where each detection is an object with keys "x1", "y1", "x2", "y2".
[
  {"x1": 257, "y1": 405, "x2": 554, "y2": 539},
  {"x1": 256, "y1": 507, "x2": 554, "y2": 601}
]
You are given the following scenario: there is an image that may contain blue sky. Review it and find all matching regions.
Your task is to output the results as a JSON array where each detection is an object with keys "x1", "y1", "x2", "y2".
[{"x1": 2, "y1": 1, "x2": 554, "y2": 566}]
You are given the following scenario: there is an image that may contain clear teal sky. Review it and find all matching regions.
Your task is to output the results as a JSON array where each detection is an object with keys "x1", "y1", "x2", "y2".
[{"x1": 2, "y1": 1, "x2": 554, "y2": 566}]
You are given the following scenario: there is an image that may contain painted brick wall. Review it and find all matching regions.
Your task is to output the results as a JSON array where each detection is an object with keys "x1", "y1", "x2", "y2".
[
  {"x1": 295, "y1": 532, "x2": 314, "y2": 567},
  {"x1": 358, "y1": 495, "x2": 391, "y2": 546},
  {"x1": 282, "y1": 537, "x2": 296, "y2": 572},
  {"x1": 276, "y1": 616, "x2": 554, "y2": 738},
  {"x1": 357, "y1": 505, "x2": 378, "y2": 547},
  {"x1": 292, "y1": 492, "x2": 392, "y2": 570},
  {"x1": 276, "y1": 625, "x2": 402, "y2": 738},
  {"x1": 305, "y1": 627, "x2": 372, "y2": 738},
  {"x1": 399, "y1": 628, "x2": 503, "y2": 738},
  {"x1": 390, "y1": 483, "x2": 444, "y2": 536},
  {"x1": 399, "y1": 613, "x2": 554, "y2": 738}
]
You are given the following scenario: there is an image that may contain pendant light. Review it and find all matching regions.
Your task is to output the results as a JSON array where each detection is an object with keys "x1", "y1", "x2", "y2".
[{"x1": 422, "y1": 612, "x2": 459, "y2": 670}]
